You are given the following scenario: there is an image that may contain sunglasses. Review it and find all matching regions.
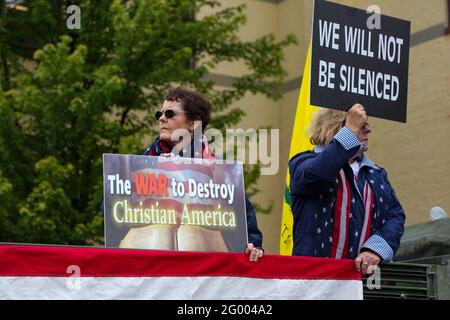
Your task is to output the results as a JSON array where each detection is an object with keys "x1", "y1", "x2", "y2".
[{"x1": 155, "y1": 109, "x2": 188, "y2": 120}]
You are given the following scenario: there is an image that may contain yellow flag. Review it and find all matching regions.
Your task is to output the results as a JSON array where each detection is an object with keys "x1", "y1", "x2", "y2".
[{"x1": 280, "y1": 45, "x2": 320, "y2": 255}]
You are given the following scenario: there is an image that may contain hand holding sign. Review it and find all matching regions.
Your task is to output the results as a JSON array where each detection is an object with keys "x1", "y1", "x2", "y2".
[{"x1": 345, "y1": 104, "x2": 368, "y2": 135}]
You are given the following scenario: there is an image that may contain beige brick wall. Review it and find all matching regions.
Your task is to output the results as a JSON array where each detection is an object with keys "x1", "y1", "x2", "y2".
[
  {"x1": 203, "y1": 0, "x2": 450, "y2": 254},
  {"x1": 368, "y1": 34, "x2": 450, "y2": 226}
]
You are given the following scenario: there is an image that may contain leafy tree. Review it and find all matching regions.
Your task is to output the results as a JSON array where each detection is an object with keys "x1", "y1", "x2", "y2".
[{"x1": 0, "y1": 0, "x2": 295, "y2": 244}]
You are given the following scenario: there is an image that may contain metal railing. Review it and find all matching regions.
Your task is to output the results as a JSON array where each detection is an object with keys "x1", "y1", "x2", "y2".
[{"x1": 363, "y1": 258, "x2": 450, "y2": 300}]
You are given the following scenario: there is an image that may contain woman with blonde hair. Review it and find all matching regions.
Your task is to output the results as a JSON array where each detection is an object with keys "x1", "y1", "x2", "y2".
[{"x1": 289, "y1": 104, "x2": 405, "y2": 275}]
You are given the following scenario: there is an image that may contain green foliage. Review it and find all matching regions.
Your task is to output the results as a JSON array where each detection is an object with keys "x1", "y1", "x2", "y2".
[{"x1": 0, "y1": 0, "x2": 296, "y2": 244}]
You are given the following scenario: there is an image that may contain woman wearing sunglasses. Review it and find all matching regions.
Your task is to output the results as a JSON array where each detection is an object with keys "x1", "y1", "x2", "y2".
[
  {"x1": 288, "y1": 104, "x2": 405, "y2": 275},
  {"x1": 143, "y1": 87, "x2": 264, "y2": 262}
]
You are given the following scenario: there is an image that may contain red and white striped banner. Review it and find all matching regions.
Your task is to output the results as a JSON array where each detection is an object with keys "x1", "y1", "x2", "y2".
[{"x1": 0, "y1": 244, "x2": 362, "y2": 300}]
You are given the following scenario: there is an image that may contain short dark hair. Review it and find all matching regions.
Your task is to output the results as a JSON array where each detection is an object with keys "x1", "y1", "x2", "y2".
[{"x1": 164, "y1": 87, "x2": 211, "y2": 132}]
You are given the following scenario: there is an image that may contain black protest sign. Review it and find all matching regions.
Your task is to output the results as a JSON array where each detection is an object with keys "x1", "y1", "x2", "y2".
[{"x1": 310, "y1": 0, "x2": 410, "y2": 122}]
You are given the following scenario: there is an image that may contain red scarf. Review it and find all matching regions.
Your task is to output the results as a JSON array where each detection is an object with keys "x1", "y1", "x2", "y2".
[
  {"x1": 147, "y1": 135, "x2": 214, "y2": 160},
  {"x1": 331, "y1": 169, "x2": 374, "y2": 258}
]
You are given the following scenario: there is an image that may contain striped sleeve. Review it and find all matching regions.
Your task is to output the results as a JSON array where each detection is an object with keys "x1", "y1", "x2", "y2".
[
  {"x1": 334, "y1": 127, "x2": 363, "y2": 151},
  {"x1": 361, "y1": 234, "x2": 394, "y2": 261}
]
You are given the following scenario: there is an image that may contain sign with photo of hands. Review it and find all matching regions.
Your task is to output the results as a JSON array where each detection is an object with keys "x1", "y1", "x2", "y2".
[{"x1": 103, "y1": 154, "x2": 248, "y2": 253}]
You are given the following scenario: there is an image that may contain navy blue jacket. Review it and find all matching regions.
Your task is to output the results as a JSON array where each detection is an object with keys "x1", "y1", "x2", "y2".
[
  {"x1": 144, "y1": 137, "x2": 263, "y2": 249},
  {"x1": 288, "y1": 128, "x2": 405, "y2": 261}
]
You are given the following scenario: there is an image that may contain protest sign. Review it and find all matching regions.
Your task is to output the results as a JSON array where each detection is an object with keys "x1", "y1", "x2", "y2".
[
  {"x1": 311, "y1": 0, "x2": 410, "y2": 122},
  {"x1": 103, "y1": 154, "x2": 248, "y2": 252}
]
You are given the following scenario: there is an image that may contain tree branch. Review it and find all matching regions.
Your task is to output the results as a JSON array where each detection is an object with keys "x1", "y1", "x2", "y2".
[
  {"x1": 120, "y1": 106, "x2": 131, "y2": 127},
  {"x1": 0, "y1": 51, "x2": 10, "y2": 91}
]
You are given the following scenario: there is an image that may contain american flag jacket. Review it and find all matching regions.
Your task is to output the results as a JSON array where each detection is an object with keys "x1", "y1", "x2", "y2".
[{"x1": 289, "y1": 127, "x2": 405, "y2": 261}]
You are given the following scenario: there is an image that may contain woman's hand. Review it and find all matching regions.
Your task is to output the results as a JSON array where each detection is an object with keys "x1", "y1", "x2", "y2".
[
  {"x1": 160, "y1": 153, "x2": 176, "y2": 157},
  {"x1": 355, "y1": 251, "x2": 381, "y2": 275},
  {"x1": 245, "y1": 243, "x2": 264, "y2": 262},
  {"x1": 345, "y1": 104, "x2": 368, "y2": 135}
]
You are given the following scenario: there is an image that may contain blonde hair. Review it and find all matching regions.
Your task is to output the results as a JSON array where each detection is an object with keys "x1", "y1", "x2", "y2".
[{"x1": 308, "y1": 108, "x2": 347, "y2": 146}]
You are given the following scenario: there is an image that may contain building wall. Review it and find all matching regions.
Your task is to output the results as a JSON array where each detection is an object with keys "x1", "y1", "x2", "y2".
[{"x1": 201, "y1": 0, "x2": 450, "y2": 254}]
